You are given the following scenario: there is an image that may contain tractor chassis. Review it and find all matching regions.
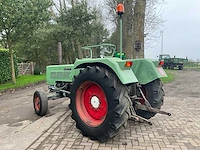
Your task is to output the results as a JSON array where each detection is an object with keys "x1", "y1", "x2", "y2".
[
  {"x1": 46, "y1": 85, "x2": 71, "y2": 100},
  {"x1": 44, "y1": 83, "x2": 171, "y2": 125}
]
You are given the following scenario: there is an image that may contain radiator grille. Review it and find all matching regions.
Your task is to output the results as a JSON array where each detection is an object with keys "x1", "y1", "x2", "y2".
[{"x1": 50, "y1": 71, "x2": 69, "y2": 79}]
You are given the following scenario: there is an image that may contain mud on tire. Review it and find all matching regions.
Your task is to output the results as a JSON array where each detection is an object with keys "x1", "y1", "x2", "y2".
[{"x1": 69, "y1": 66, "x2": 130, "y2": 142}]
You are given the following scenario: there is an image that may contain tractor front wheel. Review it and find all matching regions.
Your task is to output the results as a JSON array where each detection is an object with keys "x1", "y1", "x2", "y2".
[
  {"x1": 135, "y1": 79, "x2": 164, "y2": 119},
  {"x1": 69, "y1": 66, "x2": 130, "y2": 142},
  {"x1": 33, "y1": 91, "x2": 48, "y2": 116}
]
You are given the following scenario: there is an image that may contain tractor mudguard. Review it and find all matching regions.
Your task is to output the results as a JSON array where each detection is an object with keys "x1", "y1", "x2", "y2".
[
  {"x1": 73, "y1": 57, "x2": 138, "y2": 85},
  {"x1": 131, "y1": 59, "x2": 167, "y2": 85}
]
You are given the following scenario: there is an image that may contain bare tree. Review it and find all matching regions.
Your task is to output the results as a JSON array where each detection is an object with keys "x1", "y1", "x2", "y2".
[
  {"x1": 144, "y1": 0, "x2": 165, "y2": 51},
  {"x1": 133, "y1": 0, "x2": 146, "y2": 58},
  {"x1": 104, "y1": 0, "x2": 165, "y2": 58}
]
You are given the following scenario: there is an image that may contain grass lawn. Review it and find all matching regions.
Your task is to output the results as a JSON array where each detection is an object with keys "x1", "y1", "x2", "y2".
[
  {"x1": 0, "y1": 74, "x2": 46, "y2": 92},
  {"x1": 161, "y1": 69, "x2": 175, "y2": 84},
  {"x1": 184, "y1": 66, "x2": 200, "y2": 69}
]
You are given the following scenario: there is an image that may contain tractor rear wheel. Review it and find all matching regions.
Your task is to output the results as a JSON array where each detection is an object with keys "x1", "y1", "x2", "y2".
[
  {"x1": 69, "y1": 66, "x2": 130, "y2": 142},
  {"x1": 135, "y1": 79, "x2": 164, "y2": 119},
  {"x1": 179, "y1": 65, "x2": 183, "y2": 70},
  {"x1": 170, "y1": 63, "x2": 174, "y2": 69}
]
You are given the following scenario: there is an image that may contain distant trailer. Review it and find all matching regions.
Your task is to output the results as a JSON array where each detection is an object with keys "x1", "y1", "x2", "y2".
[{"x1": 159, "y1": 54, "x2": 188, "y2": 70}]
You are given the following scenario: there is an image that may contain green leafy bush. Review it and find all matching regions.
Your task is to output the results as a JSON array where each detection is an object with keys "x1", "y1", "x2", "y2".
[
  {"x1": 34, "y1": 67, "x2": 41, "y2": 75},
  {"x1": 0, "y1": 49, "x2": 18, "y2": 83}
]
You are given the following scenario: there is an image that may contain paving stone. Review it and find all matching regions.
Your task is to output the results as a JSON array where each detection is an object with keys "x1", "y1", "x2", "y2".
[{"x1": 27, "y1": 96, "x2": 200, "y2": 150}]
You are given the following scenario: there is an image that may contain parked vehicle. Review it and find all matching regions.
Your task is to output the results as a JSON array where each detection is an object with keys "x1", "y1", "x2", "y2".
[
  {"x1": 159, "y1": 54, "x2": 188, "y2": 70},
  {"x1": 33, "y1": 4, "x2": 171, "y2": 142}
]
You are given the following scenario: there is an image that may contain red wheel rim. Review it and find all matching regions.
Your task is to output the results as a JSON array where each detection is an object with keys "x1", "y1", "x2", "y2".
[
  {"x1": 76, "y1": 81, "x2": 108, "y2": 127},
  {"x1": 34, "y1": 97, "x2": 40, "y2": 111}
]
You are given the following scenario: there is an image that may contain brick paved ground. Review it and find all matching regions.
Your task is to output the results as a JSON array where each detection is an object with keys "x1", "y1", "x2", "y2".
[{"x1": 27, "y1": 95, "x2": 200, "y2": 150}]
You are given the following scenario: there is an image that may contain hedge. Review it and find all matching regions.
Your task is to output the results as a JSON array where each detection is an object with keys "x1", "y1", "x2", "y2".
[{"x1": 0, "y1": 49, "x2": 18, "y2": 83}]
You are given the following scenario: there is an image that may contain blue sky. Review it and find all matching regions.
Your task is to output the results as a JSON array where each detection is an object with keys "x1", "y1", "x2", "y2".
[{"x1": 145, "y1": 0, "x2": 200, "y2": 61}]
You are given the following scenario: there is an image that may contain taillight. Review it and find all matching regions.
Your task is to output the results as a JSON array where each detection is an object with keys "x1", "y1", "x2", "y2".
[
  {"x1": 159, "y1": 61, "x2": 164, "y2": 66},
  {"x1": 125, "y1": 61, "x2": 133, "y2": 67}
]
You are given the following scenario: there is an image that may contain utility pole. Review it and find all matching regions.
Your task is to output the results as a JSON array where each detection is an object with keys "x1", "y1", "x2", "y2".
[{"x1": 161, "y1": 30, "x2": 164, "y2": 54}]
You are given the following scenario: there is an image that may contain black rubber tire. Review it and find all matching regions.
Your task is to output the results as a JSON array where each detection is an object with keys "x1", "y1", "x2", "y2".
[
  {"x1": 135, "y1": 79, "x2": 164, "y2": 119},
  {"x1": 33, "y1": 91, "x2": 48, "y2": 116},
  {"x1": 170, "y1": 64, "x2": 174, "y2": 69},
  {"x1": 69, "y1": 66, "x2": 130, "y2": 142},
  {"x1": 179, "y1": 65, "x2": 183, "y2": 70}
]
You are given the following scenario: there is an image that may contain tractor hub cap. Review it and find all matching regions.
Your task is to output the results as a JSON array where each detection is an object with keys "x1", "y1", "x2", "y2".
[
  {"x1": 76, "y1": 81, "x2": 108, "y2": 127},
  {"x1": 91, "y1": 96, "x2": 100, "y2": 109}
]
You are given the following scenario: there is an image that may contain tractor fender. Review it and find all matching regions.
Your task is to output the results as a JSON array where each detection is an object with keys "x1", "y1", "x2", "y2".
[
  {"x1": 131, "y1": 59, "x2": 167, "y2": 85},
  {"x1": 72, "y1": 58, "x2": 138, "y2": 85}
]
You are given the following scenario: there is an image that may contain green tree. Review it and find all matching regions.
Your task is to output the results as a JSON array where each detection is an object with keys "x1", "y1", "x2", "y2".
[
  {"x1": 53, "y1": 0, "x2": 108, "y2": 62},
  {"x1": 0, "y1": 0, "x2": 51, "y2": 83},
  {"x1": 15, "y1": 23, "x2": 61, "y2": 71},
  {"x1": 58, "y1": 2, "x2": 95, "y2": 58},
  {"x1": 16, "y1": 0, "x2": 109, "y2": 68}
]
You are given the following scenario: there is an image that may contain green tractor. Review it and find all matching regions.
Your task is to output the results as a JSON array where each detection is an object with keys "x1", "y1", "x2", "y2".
[{"x1": 33, "y1": 4, "x2": 171, "y2": 142}]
